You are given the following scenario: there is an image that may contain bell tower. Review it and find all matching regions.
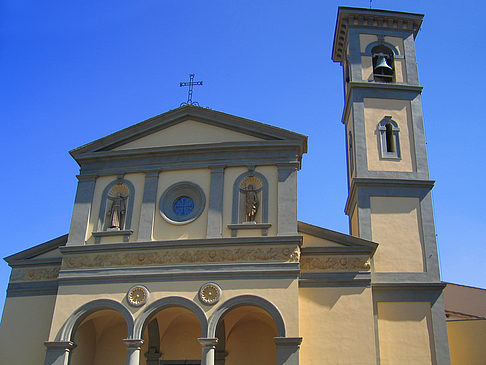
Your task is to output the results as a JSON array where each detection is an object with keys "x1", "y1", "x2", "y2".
[{"x1": 332, "y1": 7, "x2": 450, "y2": 364}]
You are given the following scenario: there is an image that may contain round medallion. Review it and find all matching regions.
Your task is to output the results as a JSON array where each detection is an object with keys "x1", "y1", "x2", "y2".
[
  {"x1": 127, "y1": 285, "x2": 149, "y2": 307},
  {"x1": 199, "y1": 283, "x2": 221, "y2": 305}
]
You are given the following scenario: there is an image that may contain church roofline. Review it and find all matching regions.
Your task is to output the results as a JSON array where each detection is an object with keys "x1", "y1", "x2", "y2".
[
  {"x1": 298, "y1": 221, "x2": 378, "y2": 252},
  {"x1": 4, "y1": 234, "x2": 67, "y2": 265},
  {"x1": 332, "y1": 6, "x2": 423, "y2": 64},
  {"x1": 70, "y1": 105, "x2": 308, "y2": 159}
]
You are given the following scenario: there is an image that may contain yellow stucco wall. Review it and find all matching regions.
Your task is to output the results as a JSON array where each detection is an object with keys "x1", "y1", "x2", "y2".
[
  {"x1": 153, "y1": 168, "x2": 210, "y2": 240},
  {"x1": 300, "y1": 232, "x2": 344, "y2": 248},
  {"x1": 364, "y1": 98, "x2": 416, "y2": 172},
  {"x1": 113, "y1": 120, "x2": 263, "y2": 151},
  {"x1": 447, "y1": 319, "x2": 486, "y2": 365},
  {"x1": 226, "y1": 319, "x2": 276, "y2": 365},
  {"x1": 371, "y1": 196, "x2": 424, "y2": 272},
  {"x1": 377, "y1": 301, "x2": 434, "y2": 365},
  {"x1": 0, "y1": 294, "x2": 56, "y2": 364},
  {"x1": 47, "y1": 277, "x2": 299, "y2": 342},
  {"x1": 299, "y1": 286, "x2": 376, "y2": 364}
]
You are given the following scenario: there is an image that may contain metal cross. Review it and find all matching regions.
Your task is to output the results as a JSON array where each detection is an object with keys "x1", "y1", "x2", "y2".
[{"x1": 179, "y1": 73, "x2": 203, "y2": 106}]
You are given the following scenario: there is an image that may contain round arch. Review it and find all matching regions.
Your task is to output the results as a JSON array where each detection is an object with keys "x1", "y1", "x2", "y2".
[
  {"x1": 364, "y1": 41, "x2": 399, "y2": 55},
  {"x1": 208, "y1": 295, "x2": 286, "y2": 338},
  {"x1": 133, "y1": 296, "x2": 208, "y2": 339},
  {"x1": 57, "y1": 299, "x2": 135, "y2": 341}
]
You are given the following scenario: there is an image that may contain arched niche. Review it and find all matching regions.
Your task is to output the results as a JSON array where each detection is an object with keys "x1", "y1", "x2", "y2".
[{"x1": 94, "y1": 178, "x2": 135, "y2": 242}]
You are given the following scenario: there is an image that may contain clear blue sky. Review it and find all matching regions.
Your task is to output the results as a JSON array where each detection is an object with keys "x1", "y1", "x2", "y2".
[{"x1": 1, "y1": 0, "x2": 485, "y2": 314}]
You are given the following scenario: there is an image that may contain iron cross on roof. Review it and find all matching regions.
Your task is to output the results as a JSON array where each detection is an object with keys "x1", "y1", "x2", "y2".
[{"x1": 179, "y1": 73, "x2": 203, "y2": 106}]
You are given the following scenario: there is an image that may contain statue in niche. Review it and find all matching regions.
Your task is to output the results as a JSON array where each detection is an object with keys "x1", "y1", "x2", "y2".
[
  {"x1": 244, "y1": 184, "x2": 259, "y2": 222},
  {"x1": 107, "y1": 194, "x2": 127, "y2": 230}
]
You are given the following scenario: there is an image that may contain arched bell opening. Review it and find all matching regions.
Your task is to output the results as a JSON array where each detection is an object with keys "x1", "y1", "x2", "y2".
[
  {"x1": 141, "y1": 306, "x2": 202, "y2": 365},
  {"x1": 215, "y1": 305, "x2": 278, "y2": 365},
  {"x1": 70, "y1": 309, "x2": 129, "y2": 365}
]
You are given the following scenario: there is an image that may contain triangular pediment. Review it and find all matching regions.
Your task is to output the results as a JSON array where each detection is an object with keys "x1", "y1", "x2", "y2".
[
  {"x1": 298, "y1": 221, "x2": 377, "y2": 254},
  {"x1": 70, "y1": 105, "x2": 307, "y2": 158},
  {"x1": 112, "y1": 119, "x2": 264, "y2": 151}
]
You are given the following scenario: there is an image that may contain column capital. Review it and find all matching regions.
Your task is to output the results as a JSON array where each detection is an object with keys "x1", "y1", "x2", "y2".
[
  {"x1": 124, "y1": 339, "x2": 144, "y2": 349},
  {"x1": 274, "y1": 337, "x2": 303, "y2": 346},
  {"x1": 44, "y1": 341, "x2": 77, "y2": 350},
  {"x1": 198, "y1": 337, "x2": 218, "y2": 349}
]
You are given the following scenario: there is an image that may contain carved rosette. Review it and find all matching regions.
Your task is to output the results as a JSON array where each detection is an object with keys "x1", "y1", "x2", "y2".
[
  {"x1": 300, "y1": 255, "x2": 371, "y2": 272},
  {"x1": 127, "y1": 285, "x2": 149, "y2": 307},
  {"x1": 198, "y1": 283, "x2": 221, "y2": 305}
]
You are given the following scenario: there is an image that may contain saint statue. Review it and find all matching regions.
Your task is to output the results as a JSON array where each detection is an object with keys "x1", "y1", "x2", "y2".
[
  {"x1": 108, "y1": 194, "x2": 126, "y2": 230},
  {"x1": 244, "y1": 184, "x2": 259, "y2": 222}
]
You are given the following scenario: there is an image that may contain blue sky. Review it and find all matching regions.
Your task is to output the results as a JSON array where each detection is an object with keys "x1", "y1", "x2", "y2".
[{"x1": 1, "y1": 0, "x2": 485, "y2": 314}]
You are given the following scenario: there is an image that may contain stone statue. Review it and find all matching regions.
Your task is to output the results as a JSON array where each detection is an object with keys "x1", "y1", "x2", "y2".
[
  {"x1": 244, "y1": 184, "x2": 259, "y2": 222},
  {"x1": 108, "y1": 194, "x2": 126, "y2": 229}
]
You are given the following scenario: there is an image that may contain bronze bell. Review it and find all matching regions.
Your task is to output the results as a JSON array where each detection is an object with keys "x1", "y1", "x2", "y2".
[{"x1": 374, "y1": 55, "x2": 392, "y2": 71}]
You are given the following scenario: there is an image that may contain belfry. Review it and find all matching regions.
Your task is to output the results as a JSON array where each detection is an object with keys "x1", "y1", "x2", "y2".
[{"x1": 2, "y1": 6, "x2": 472, "y2": 365}]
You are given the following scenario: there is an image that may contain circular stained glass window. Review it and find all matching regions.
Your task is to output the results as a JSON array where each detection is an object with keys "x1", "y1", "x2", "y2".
[
  {"x1": 173, "y1": 196, "x2": 194, "y2": 216},
  {"x1": 159, "y1": 182, "x2": 206, "y2": 225}
]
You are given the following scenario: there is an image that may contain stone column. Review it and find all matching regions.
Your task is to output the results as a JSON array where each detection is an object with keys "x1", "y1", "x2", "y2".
[
  {"x1": 44, "y1": 341, "x2": 76, "y2": 365},
  {"x1": 274, "y1": 337, "x2": 303, "y2": 365},
  {"x1": 137, "y1": 171, "x2": 159, "y2": 241},
  {"x1": 67, "y1": 175, "x2": 96, "y2": 245},
  {"x1": 207, "y1": 166, "x2": 225, "y2": 238},
  {"x1": 198, "y1": 337, "x2": 218, "y2": 365},
  {"x1": 277, "y1": 165, "x2": 298, "y2": 235},
  {"x1": 124, "y1": 339, "x2": 144, "y2": 365}
]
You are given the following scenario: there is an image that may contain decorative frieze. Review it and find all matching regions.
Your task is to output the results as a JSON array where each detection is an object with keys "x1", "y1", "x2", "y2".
[
  {"x1": 300, "y1": 255, "x2": 370, "y2": 272},
  {"x1": 10, "y1": 266, "x2": 60, "y2": 282},
  {"x1": 62, "y1": 246, "x2": 300, "y2": 269}
]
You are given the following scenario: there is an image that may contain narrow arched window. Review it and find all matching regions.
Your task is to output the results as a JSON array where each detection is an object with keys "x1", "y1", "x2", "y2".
[
  {"x1": 378, "y1": 117, "x2": 400, "y2": 159},
  {"x1": 385, "y1": 123, "x2": 396, "y2": 153},
  {"x1": 372, "y1": 45, "x2": 394, "y2": 83}
]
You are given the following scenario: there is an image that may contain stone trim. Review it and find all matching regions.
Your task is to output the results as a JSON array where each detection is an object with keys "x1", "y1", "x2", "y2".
[
  {"x1": 299, "y1": 272, "x2": 371, "y2": 287},
  {"x1": 137, "y1": 171, "x2": 160, "y2": 241},
  {"x1": 298, "y1": 221, "x2": 377, "y2": 251},
  {"x1": 207, "y1": 167, "x2": 225, "y2": 238},
  {"x1": 7, "y1": 280, "x2": 59, "y2": 297},
  {"x1": 4, "y1": 234, "x2": 67, "y2": 264},
  {"x1": 57, "y1": 298, "x2": 134, "y2": 341},
  {"x1": 227, "y1": 223, "x2": 271, "y2": 237},
  {"x1": 58, "y1": 262, "x2": 300, "y2": 284},
  {"x1": 60, "y1": 235, "x2": 302, "y2": 254},
  {"x1": 274, "y1": 337, "x2": 303, "y2": 345}
]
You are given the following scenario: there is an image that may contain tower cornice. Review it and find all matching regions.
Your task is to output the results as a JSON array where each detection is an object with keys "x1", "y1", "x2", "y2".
[{"x1": 332, "y1": 7, "x2": 423, "y2": 64}]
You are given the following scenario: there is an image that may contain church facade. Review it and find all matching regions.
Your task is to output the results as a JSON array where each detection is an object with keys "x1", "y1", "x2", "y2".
[{"x1": 0, "y1": 7, "x2": 453, "y2": 365}]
